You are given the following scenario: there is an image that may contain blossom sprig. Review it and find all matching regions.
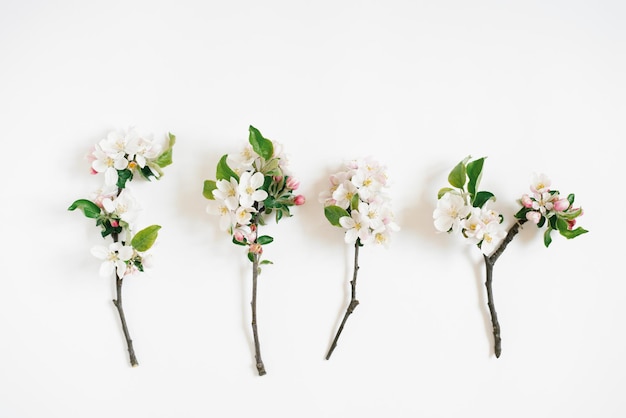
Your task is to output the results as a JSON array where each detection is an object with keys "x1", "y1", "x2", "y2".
[
  {"x1": 69, "y1": 127, "x2": 175, "y2": 367},
  {"x1": 434, "y1": 155, "x2": 587, "y2": 358},
  {"x1": 203, "y1": 125, "x2": 305, "y2": 376},
  {"x1": 321, "y1": 157, "x2": 399, "y2": 360}
]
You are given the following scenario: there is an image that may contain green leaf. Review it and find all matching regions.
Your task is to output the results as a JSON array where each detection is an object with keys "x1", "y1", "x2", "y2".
[
  {"x1": 556, "y1": 217, "x2": 589, "y2": 239},
  {"x1": 117, "y1": 169, "x2": 133, "y2": 189},
  {"x1": 448, "y1": 157, "x2": 469, "y2": 189},
  {"x1": 203, "y1": 180, "x2": 217, "y2": 200},
  {"x1": 257, "y1": 235, "x2": 274, "y2": 245},
  {"x1": 466, "y1": 157, "x2": 485, "y2": 199},
  {"x1": 68, "y1": 199, "x2": 101, "y2": 219},
  {"x1": 248, "y1": 125, "x2": 273, "y2": 160},
  {"x1": 437, "y1": 187, "x2": 454, "y2": 199},
  {"x1": 216, "y1": 154, "x2": 239, "y2": 182},
  {"x1": 154, "y1": 132, "x2": 176, "y2": 168},
  {"x1": 247, "y1": 252, "x2": 255, "y2": 263},
  {"x1": 514, "y1": 207, "x2": 530, "y2": 220},
  {"x1": 472, "y1": 191, "x2": 494, "y2": 208},
  {"x1": 260, "y1": 260, "x2": 273, "y2": 265},
  {"x1": 543, "y1": 228, "x2": 553, "y2": 247},
  {"x1": 131, "y1": 225, "x2": 161, "y2": 252},
  {"x1": 350, "y1": 193, "x2": 360, "y2": 211},
  {"x1": 324, "y1": 205, "x2": 350, "y2": 227},
  {"x1": 155, "y1": 148, "x2": 173, "y2": 168}
]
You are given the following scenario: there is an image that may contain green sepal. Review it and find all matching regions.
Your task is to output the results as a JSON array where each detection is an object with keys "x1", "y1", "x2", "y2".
[
  {"x1": 262, "y1": 158, "x2": 280, "y2": 176},
  {"x1": 437, "y1": 187, "x2": 454, "y2": 199},
  {"x1": 131, "y1": 225, "x2": 161, "y2": 252},
  {"x1": 472, "y1": 191, "x2": 494, "y2": 208},
  {"x1": 538, "y1": 216, "x2": 546, "y2": 228},
  {"x1": 448, "y1": 156, "x2": 470, "y2": 189},
  {"x1": 68, "y1": 199, "x2": 101, "y2": 219},
  {"x1": 559, "y1": 207, "x2": 583, "y2": 220},
  {"x1": 249, "y1": 125, "x2": 273, "y2": 160},
  {"x1": 216, "y1": 154, "x2": 239, "y2": 182},
  {"x1": 324, "y1": 205, "x2": 350, "y2": 227},
  {"x1": 257, "y1": 235, "x2": 274, "y2": 245},
  {"x1": 556, "y1": 217, "x2": 589, "y2": 239},
  {"x1": 203, "y1": 180, "x2": 217, "y2": 200},
  {"x1": 260, "y1": 260, "x2": 273, "y2": 265},
  {"x1": 543, "y1": 227, "x2": 553, "y2": 247},
  {"x1": 140, "y1": 164, "x2": 154, "y2": 180},
  {"x1": 549, "y1": 215, "x2": 558, "y2": 230},
  {"x1": 466, "y1": 157, "x2": 485, "y2": 199},
  {"x1": 567, "y1": 193, "x2": 575, "y2": 206},
  {"x1": 117, "y1": 169, "x2": 133, "y2": 189}
]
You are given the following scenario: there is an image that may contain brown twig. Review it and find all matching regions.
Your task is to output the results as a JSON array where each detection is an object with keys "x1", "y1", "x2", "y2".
[
  {"x1": 251, "y1": 252, "x2": 266, "y2": 375},
  {"x1": 326, "y1": 241, "x2": 361, "y2": 360},
  {"x1": 482, "y1": 219, "x2": 527, "y2": 358}
]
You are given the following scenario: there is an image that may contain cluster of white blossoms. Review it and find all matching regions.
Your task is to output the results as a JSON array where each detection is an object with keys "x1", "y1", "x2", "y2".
[
  {"x1": 520, "y1": 173, "x2": 579, "y2": 227},
  {"x1": 71, "y1": 127, "x2": 174, "y2": 280},
  {"x1": 89, "y1": 127, "x2": 165, "y2": 187},
  {"x1": 204, "y1": 128, "x2": 305, "y2": 255},
  {"x1": 320, "y1": 157, "x2": 399, "y2": 247},
  {"x1": 433, "y1": 192, "x2": 507, "y2": 255}
]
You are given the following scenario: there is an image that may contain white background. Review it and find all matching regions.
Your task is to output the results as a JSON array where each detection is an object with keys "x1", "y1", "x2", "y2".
[{"x1": 1, "y1": 1, "x2": 624, "y2": 417}]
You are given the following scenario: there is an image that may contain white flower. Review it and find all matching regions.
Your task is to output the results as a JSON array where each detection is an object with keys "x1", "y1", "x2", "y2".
[
  {"x1": 339, "y1": 210, "x2": 372, "y2": 244},
  {"x1": 235, "y1": 205, "x2": 256, "y2": 226},
  {"x1": 91, "y1": 242, "x2": 134, "y2": 278},
  {"x1": 213, "y1": 177, "x2": 240, "y2": 211},
  {"x1": 530, "y1": 173, "x2": 551, "y2": 194},
  {"x1": 206, "y1": 200, "x2": 235, "y2": 231},
  {"x1": 531, "y1": 192, "x2": 556, "y2": 215},
  {"x1": 359, "y1": 200, "x2": 384, "y2": 231},
  {"x1": 479, "y1": 221, "x2": 507, "y2": 256},
  {"x1": 433, "y1": 192, "x2": 470, "y2": 233},
  {"x1": 132, "y1": 134, "x2": 162, "y2": 169},
  {"x1": 319, "y1": 171, "x2": 350, "y2": 205},
  {"x1": 332, "y1": 180, "x2": 358, "y2": 210},
  {"x1": 100, "y1": 129, "x2": 136, "y2": 156},
  {"x1": 352, "y1": 168, "x2": 382, "y2": 202},
  {"x1": 90, "y1": 184, "x2": 118, "y2": 208},
  {"x1": 461, "y1": 207, "x2": 485, "y2": 244},
  {"x1": 238, "y1": 171, "x2": 268, "y2": 208},
  {"x1": 102, "y1": 189, "x2": 140, "y2": 225},
  {"x1": 227, "y1": 145, "x2": 258, "y2": 174},
  {"x1": 91, "y1": 143, "x2": 129, "y2": 186}
]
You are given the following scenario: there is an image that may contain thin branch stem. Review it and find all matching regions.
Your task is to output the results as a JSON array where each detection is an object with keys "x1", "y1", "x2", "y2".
[
  {"x1": 482, "y1": 219, "x2": 527, "y2": 358},
  {"x1": 112, "y1": 274, "x2": 138, "y2": 367},
  {"x1": 111, "y1": 230, "x2": 138, "y2": 367},
  {"x1": 251, "y1": 252, "x2": 266, "y2": 376},
  {"x1": 326, "y1": 241, "x2": 361, "y2": 360}
]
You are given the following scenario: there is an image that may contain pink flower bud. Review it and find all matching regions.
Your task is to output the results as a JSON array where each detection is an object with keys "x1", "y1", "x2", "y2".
[
  {"x1": 273, "y1": 176, "x2": 283, "y2": 184},
  {"x1": 286, "y1": 177, "x2": 300, "y2": 190},
  {"x1": 110, "y1": 220, "x2": 119, "y2": 227},
  {"x1": 294, "y1": 195, "x2": 306, "y2": 206},
  {"x1": 233, "y1": 230, "x2": 246, "y2": 242},
  {"x1": 249, "y1": 243, "x2": 263, "y2": 255},
  {"x1": 526, "y1": 211, "x2": 541, "y2": 224},
  {"x1": 554, "y1": 198, "x2": 570, "y2": 212},
  {"x1": 521, "y1": 194, "x2": 533, "y2": 208}
]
